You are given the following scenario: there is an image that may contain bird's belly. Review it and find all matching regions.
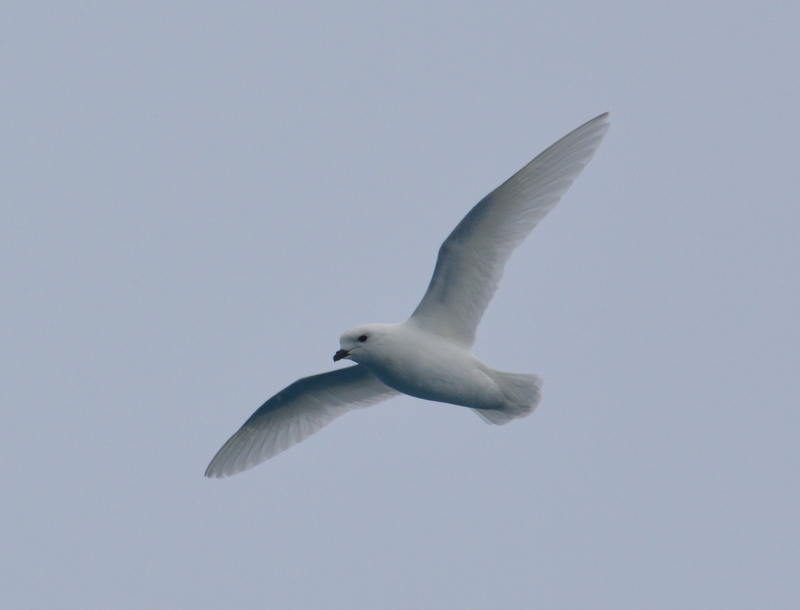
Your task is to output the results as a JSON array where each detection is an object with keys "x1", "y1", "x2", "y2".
[{"x1": 366, "y1": 351, "x2": 505, "y2": 410}]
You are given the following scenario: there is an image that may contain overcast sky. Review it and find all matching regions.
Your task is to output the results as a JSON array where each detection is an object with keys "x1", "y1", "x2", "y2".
[{"x1": 2, "y1": 2, "x2": 798, "y2": 608}]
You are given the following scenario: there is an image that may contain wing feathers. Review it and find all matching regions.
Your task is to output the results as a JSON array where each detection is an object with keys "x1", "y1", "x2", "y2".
[
  {"x1": 205, "y1": 365, "x2": 398, "y2": 478},
  {"x1": 411, "y1": 113, "x2": 610, "y2": 345}
]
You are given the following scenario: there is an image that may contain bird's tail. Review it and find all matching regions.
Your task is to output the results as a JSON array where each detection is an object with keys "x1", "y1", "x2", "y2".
[{"x1": 472, "y1": 371, "x2": 543, "y2": 425}]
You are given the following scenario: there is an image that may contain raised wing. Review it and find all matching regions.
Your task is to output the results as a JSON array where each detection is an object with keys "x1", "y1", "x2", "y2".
[
  {"x1": 205, "y1": 365, "x2": 398, "y2": 477},
  {"x1": 410, "y1": 113, "x2": 610, "y2": 346}
]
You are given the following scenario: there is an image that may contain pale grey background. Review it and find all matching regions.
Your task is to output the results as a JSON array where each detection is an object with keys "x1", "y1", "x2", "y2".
[{"x1": 2, "y1": 2, "x2": 798, "y2": 608}]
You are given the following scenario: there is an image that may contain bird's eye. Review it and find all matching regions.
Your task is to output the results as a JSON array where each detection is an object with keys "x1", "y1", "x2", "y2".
[{"x1": 358, "y1": 334, "x2": 368, "y2": 343}]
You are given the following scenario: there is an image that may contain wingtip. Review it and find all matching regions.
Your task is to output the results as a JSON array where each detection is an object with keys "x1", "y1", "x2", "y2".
[
  {"x1": 589, "y1": 111, "x2": 611, "y2": 127},
  {"x1": 576, "y1": 111, "x2": 611, "y2": 142},
  {"x1": 204, "y1": 464, "x2": 222, "y2": 479}
]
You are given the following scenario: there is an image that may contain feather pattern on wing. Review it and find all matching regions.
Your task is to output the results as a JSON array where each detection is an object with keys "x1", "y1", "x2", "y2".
[
  {"x1": 410, "y1": 113, "x2": 610, "y2": 345},
  {"x1": 205, "y1": 365, "x2": 398, "y2": 478}
]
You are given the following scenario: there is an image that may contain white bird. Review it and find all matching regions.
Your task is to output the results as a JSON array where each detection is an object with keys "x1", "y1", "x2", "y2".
[{"x1": 205, "y1": 113, "x2": 610, "y2": 478}]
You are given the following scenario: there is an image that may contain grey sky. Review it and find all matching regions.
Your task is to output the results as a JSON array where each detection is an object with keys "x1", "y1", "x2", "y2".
[{"x1": 2, "y1": 2, "x2": 798, "y2": 608}]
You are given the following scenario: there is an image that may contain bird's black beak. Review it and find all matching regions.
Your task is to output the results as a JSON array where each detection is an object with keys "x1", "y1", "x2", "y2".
[{"x1": 333, "y1": 349, "x2": 350, "y2": 362}]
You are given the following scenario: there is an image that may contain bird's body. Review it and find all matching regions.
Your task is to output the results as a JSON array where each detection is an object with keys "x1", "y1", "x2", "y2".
[
  {"x1": 206, "y1": 113, "x2": 610, "y2": 478},
  {"x1": 338, "y1": 321, "x2": 515, "y2": 412}
]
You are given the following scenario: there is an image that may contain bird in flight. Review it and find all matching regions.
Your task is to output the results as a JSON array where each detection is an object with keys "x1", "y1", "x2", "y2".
[{"x1": 206, "y1": 113, "x2": 610, "y2": 477}]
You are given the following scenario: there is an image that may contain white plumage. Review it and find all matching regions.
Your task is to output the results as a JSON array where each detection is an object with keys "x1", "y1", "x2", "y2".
[{"x1": 206, "y1": 113, "x2": 610, "y2": 478}]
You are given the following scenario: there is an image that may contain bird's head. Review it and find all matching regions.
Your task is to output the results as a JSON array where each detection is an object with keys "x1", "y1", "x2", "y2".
[{"x1": 334, "y1": 324, "x2": 393, "y2": 364}]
